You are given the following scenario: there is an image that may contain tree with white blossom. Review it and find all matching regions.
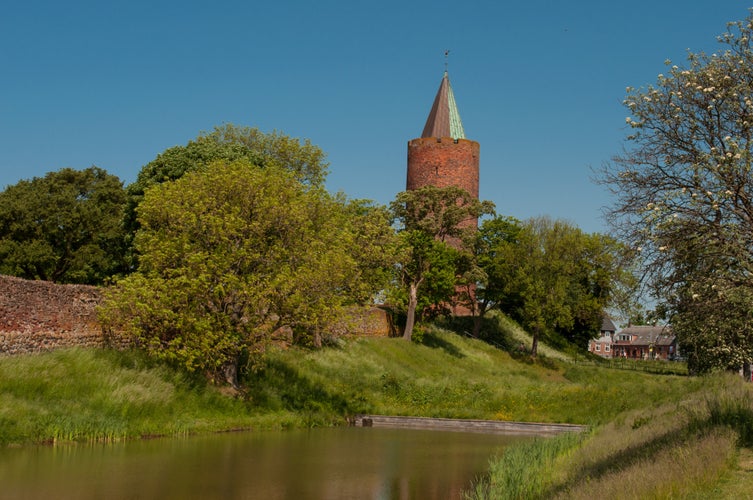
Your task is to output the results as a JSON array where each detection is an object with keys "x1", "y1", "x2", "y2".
[{"x1": 598, "y1": 12, "x2": 753, "y2": 373}]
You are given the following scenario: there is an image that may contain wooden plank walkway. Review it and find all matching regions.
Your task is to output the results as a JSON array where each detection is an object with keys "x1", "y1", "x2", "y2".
[{"x1": 349, "y1": 415, "x2": 587, "y2": 436}]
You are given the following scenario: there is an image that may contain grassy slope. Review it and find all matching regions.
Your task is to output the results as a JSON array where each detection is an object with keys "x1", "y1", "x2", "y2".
[
  {"x1": 0, "y1": 349, "x2": 301, "y2": 446},
  {"x1": 463, "y1": 370, "x2": 753, "y2": 499},
  {"x1": 1, "y1": 325, "x2": 702, "y2": 445},
  {"x1": 247, "y1": 327, "x2": 703, "y2": 428},
  {"x1": 244, "y1": 322, "x2": 703, "y2": 424},
  {"x1": 2, "y1": 322, "x2": 750, "y2": 497}
]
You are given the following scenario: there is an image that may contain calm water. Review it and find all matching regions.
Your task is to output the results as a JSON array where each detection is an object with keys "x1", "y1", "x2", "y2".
[{"x1": 0, "y1": 427, "x2": 526, "y2": 500}]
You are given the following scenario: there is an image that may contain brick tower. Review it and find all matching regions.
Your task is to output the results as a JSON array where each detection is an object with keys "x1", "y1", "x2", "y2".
[
  {"x1": 407, "y1": 71, "x2": 480, "y2": 316},
  {"x1": 407, "y1": 71, "x2": 480, "y2": 230}
]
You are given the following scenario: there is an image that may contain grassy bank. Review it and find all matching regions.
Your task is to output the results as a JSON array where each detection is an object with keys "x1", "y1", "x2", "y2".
[
  {"x1": 464, "y1": 374, "x2": 753, "y2": 499},
  {"x1": 2, "y1": 323, "x2": 750, "y2": 496},
  {"x1": 245, "y1": 325, "x2": 704, "y2": 427},
  {"x1": 0, "y1": 348, "x2": 303, "y2": 446},
  {"x1": 1, "y1": 326, "x2": 703, "y2": 445}
]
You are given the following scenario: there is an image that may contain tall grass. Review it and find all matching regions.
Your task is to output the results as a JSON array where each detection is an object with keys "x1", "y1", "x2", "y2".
[
  {"x1": 246, "y1": 326, "x2": 705, "y2": 427},
  {"x1": 703, "y1": 383, "x2": 753, "y2": 447},
  {"x1": 462, "y1": 432, "x2": 586, "y2": 500},
  {"x1": 0, "y1": 348, "x2": 293, "y2": 446},
  {"x1": 464, "y1": 373, "x2": 753, "y2": 499},
  {"x1": 0, "y1": 319, "x2": 736, "y2": 500}
]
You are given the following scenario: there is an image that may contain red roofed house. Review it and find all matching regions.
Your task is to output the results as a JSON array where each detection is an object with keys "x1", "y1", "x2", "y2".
[
  {"x1": 588, "y1": 316, "x2": 617, "y2": 358},
  {"x1": 612, "y1": 325, "x2": 678, "y2": 360}
]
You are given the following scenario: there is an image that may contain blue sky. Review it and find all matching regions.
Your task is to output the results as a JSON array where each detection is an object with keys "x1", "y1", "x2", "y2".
[{"x1": 1, "y1": 1, "x2": 749, "y2": 234}]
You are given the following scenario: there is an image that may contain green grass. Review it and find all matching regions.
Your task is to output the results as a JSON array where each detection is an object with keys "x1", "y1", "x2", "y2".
[
  {"x1": 2, "y1": 318, "x2": 749, "y2": 498},
  {"x1": 1, "y1": 324, "x2": 705, "y2": 445},
  {"x1": 245, "y1": 325, "x2": 705, "y2": 427},
  {"x1": 464, "y1": 373, "x2": 753, "y2": 499},
  {"x1": 463, "y1": 432, "x2": 587, "y2": 500},
  {"x1": 0, "y1": 348, "x2": 299, "y2": 446}
]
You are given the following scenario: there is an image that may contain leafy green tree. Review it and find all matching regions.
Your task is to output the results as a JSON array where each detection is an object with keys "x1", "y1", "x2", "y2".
[
  {"x1": 392, "y1": 230, "x2": 460, "y2": 340},
  {"x1": 0, "y1": 167, "x2": 127, "y2": 284},
  {"x1": 124, "y1": 124, "x2": 329, "y2": 257},
  {"x1": 341, "y1": 199, "x2": 398, "y2": 305},
  {"x1": 390, "y1": 185, "x2": 494, "y2": 341},
  {"x1": 561, "y1": 231, "x2": 629, "y2": 347},
  {"x1": 598, "y1": 13, "x2": 753, "y2": 372},
  {"x1": 483, "y1": 217, "x2": 627, "y2": 355},
  {"x1": 206, "y1": 124, "x2": 328, "y2": 186},
  {"x1": 674, "y1": 273, "x2": 753, "y2": 373},
  {"x1": 461, "y1": 215, "x2": 523, "y2": 336},
  {"x1": 100, "y1": 160, "x2": 360, "y2": 384},
  {"x1": 505, "y1": 218, "x2": 576, "y2": 356},
  {"x1": 129, "y1": 124, "x2": 327, "y2": 199}
]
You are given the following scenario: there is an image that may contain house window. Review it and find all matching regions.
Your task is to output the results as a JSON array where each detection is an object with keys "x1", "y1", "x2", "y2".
[
  {"x1": 595, "y1": 344, "x2": 600, "y2": 351},
  {"x1": 605, "y1": 345, "x2": 610, "y2": 352}
]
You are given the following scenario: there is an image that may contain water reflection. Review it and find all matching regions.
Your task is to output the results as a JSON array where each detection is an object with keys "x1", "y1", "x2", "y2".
[{"x1": 0, "y1": 427, "x2": 526, "y2": 499}]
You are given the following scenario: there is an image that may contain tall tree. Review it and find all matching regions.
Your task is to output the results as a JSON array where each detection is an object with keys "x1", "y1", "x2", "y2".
[
  {"x1": 597, "y1": 13, "x2": 753, "y2": 372},
  {"x1": 100, "y1": 160, "x2": 361, "y2": 384},
  {"x1": 206, "y1": 124, "x2": 328, "y2": 187},
  {"x1": 483, "y1": 217, "x2": 627, "y2": 356},
  {"x1": 124, "y1": 124, "x2": 329, "y2": 259},
  {"x1": 507, "y1": 218, "x2": 576, "y2": 356},
  {"x1": 392, "y1": 229, "x2": 460, "y2": 340},
  {"x1": 341, "y1": 199, "x2": 398, "y2": 305},
  {"x1": 462, "y1": 215, "x2": 523, "y2": 336},
  {"x1": 0, "y1": 167, "x2": 127, "y2": 284},
  {"x1": 390, "y1": 185, "x2": 494, "y2": 341},
  {"x1": 128, "y1": 124, "x2": 327, "y2": 201}
]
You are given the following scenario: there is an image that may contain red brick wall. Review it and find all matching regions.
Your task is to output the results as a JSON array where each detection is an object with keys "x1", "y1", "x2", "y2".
[
  {"x1": 406, "y1": 137, "x2": 480, "y2": 316},
  {"x1": 406, "y1": 137, "x2": 479, "y2": 199},
  {"x1": 0, "y1": 275, "x2": 111, "y2": 354},
  {"x1": 0, "y1": 275, "x2": 395, "y2": 355}
]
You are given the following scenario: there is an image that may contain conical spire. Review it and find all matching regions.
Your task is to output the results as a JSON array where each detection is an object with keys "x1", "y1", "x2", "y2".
[{"x1": 421, "y1": 71, "x2": 466, "y2": 140}]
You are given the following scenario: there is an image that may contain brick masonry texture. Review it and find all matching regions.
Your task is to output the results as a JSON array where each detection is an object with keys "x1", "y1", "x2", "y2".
[
  {"x1": 0, "y1": 275, "x2": 394, "y2": 355},
  {"x1": 0, "y1": 275, "x2": 111, "y2": 354},
  {"x1": 406, "y1": 137, "x2": 479, "y2": 198},
  {"x1": 406, "y1": 137, "x2": 480, "y2": 315}
]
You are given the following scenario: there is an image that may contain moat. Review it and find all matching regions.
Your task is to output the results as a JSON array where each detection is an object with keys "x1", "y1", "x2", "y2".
[{"x1": 0, "y1": 427, "x2": 529, "y2": 499}]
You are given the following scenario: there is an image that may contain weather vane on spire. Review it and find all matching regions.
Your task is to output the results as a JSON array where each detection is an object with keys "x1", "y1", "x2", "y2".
[{"x1": 445, "y1": 49, "x2": 450, "y2": 73}]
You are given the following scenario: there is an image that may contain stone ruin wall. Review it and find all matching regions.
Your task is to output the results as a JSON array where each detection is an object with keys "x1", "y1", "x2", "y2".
[
  {"x1": 0, "y1": 275, "x2": 395, "y2": 356},
  {"x1": 0, "y1": 275, "x2": 110, "y2": 355}
]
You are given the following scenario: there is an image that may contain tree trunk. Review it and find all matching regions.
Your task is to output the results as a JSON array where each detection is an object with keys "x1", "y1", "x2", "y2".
[
  {"x1": 471, "y1": 302, "x2": 485, "y2": 337},
  {"x1": 472, "y1": 314, "x2": 482, "y2": 337},
  {"x1": 223, "y1": 359, "x2": 239, "y2": 388},
  {"x1": 531, "y1": 328, "x2": 539, "y2": 357},
  {"x1": 403, "y1": 282, "x2": 419, "y2": 341},
  {"x1": 313, "y1": 330, "x2": 322, "y2": 348}
]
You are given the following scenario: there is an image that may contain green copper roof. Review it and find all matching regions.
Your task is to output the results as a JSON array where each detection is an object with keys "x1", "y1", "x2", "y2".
[{"x1": 421, "y1": 71, "x2": 466, "y2": 140}]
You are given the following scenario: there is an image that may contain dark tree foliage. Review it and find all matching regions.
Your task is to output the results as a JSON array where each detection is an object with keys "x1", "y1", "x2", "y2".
[
  {"x1": 0, "y1": 167, "x2": 127, "y2": 284},
  {"x1": 474, "y1": 217, "x2": 628, "y2": 355},
  {"x1": 464, "y1": 215, "x2": 524, "y2": 335}
]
